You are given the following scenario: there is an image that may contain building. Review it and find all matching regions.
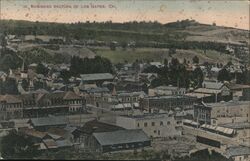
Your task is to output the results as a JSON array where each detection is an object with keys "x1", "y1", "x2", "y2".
[
  {"x1": 80, "y1": 73, "x2": 114, "y2": 85},
  {"x1": 148, "y1": 86, "x2": 186, "y2": 96},
  {"x1": 225, "y1": 146, "x2": 250, "y2": 161},
  {"x1": 117, "y1": 91, "x2": 146, "y2": 103},
  {"x1": 208, "y1": 101, "x2": 250, "y2": 123},
  {"x1": 140, "y1": 95, "x2": 197, "y2": 111},
  {"x1": 88, "y1": 129, "x2": 151, "y2": 153},
  {"x1": 0, "y1": 95, "x2": 23, "y2": 120},
  {"x1": 194, "y1": 102, "x2": 212, "y2": 124},
  {"x1": 28, "y1": 115, "x2": 68, "y2": 131},
  {"x1": 116, "y1": 114, "x2": 180, "y2": 138},
  {"x1": 77, "y1": 120, "x2": 125, "y2": 149},
  {"x1": 226, "y1": 83, "x2": 250, "y2": 101},
  {"x1": 22, "y1": 91, "x2": 85, "y2": 118},
  {"x1": 193, "y1": 81, "x2": 232, "y2": 103},
  {"x1": 194, "y1": 101, "x2": 250, "y2": 125},
  {"x1": 0, "y1": 91, "x2": 85, "y2": 120},
  {"x1": 220, "y1": 122, "x2": 250, "y2": 146}
]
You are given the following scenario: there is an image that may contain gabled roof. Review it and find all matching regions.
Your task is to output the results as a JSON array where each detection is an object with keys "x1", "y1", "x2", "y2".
[
  {"x1": 80, "y1": 73, "x2": 113, "y2": 81},
  {"x1": 81, "y1": 120, "x2": 124, "y2": 134},
  {"x1": 202, "y1": 81, "x2": 224, "y2": 90},
  {"x1": 93, "y1": 129, "x2": 150, "y2": 146}
]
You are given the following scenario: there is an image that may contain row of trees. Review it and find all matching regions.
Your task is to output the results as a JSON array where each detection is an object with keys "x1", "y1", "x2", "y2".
[
  {"x1": 143, "y1": 58, "x2": 204, "y2": 89},
  {"x1": 69, "y1": 56, "x2": 113, "y2": 76},
  {"x1": 218, "y1": 67, "x2": 250, "y2": 84}
]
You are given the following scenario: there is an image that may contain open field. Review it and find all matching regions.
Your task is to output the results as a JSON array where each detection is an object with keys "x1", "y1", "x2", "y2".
[{"x1": 92, "y1": 47, "x2": 239, "y2": 65}]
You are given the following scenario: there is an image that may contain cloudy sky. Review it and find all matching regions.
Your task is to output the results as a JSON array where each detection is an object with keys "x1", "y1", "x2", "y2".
[{"x1": 1, "y1": 0, "x2": 249, "y2": 30}]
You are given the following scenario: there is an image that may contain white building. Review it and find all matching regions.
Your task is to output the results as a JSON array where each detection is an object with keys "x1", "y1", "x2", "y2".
[
  {"x1": 116, "y1": 113, "x2": 181, "y2": 138},
  {"x1": 148, "y1": 86, "x2": 186, "y2": 96}
]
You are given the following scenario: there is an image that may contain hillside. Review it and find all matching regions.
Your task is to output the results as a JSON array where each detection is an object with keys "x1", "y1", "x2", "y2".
[{"x1": 0, "y1": 19, "x2": 248, "y2": 45}]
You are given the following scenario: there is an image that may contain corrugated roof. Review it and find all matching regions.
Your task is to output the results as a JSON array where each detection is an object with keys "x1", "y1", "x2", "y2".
[
  {"x1": 226, "y1": 146, "x2": 250, "y2": 157},
  {"x1": 80, "y1": 73, "x2": 113, "y2": 81},
  {"x1": 30, "y1": 116, "x2": 67, "y2": 127},
  {"x1": 93, "y1": 129, "x2": 150, "y2": 146}
]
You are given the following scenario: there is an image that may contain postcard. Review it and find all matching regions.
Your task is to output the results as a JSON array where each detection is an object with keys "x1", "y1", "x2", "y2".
[{"x1": 0, "y1": 0, "x2": 249, "y2": 160}]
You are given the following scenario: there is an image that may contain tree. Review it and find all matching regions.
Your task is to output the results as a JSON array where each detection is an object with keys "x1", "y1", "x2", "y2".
[
  {"x1": 2, "y1": 78, "x2": 18, "y2": 95},
  {"x1": 0, "y1": 130, "x2": 40, "y2": 159},
  {"x1": 121, "y1": 41, "x2": 127, "y2": 51},
  {"x1": 60, "y1": 70, "x2": 71, "y2": 83},
  {"x1": 174, "y1": 149, "x2": 232, "y2": 161},
  {"x1": 0, "y1": 32, "x2": 7, "y2": 53},
  {"x1": 36, "y1": 63, "x2": 49, "y2": 76},
  {"x1": 169, "y1": 48, "x2": 176, "y2": 56},
  {"x1": 164, "y1": 58, "x2": 168, "y2": 66},
  {"x1": 217, "y1": 68, "x2": 231, "y2": 82},
  {"x1": 192, "y1": 56, "x2": 199, "y2": 64},
  {"x1": 191, "y1": 67, "x2": 204, "y2": 88},
  {"x1": 110, "y1": 42, "x2": 116, "y2": 51}
]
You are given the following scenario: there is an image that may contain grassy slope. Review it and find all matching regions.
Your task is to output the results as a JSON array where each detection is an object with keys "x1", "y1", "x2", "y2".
[{"x1": 92, "y1": 47, "x2": 239, "y2": 64}]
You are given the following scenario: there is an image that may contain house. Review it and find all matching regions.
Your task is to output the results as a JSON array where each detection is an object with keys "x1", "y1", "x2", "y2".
[
  {"x1": 193, "y1": 81, "x2": 232, "y2": 102},
  {"x1": 139, "y1": 73, "x2": 158, "y2": 84},
  {"x1": 88, "y1": 129, "x2": 151, "y2": 153},
  {"x1": 28, "y1": 115, "x2": 68, "y2": 131},
  {"x1": 0, "y1": 71, "x2": 7, "y2": 81},
  {"x1": 80, "y1": 73, "x2": 114, "y2": 85},
  {"x1": 148, "y1": 86, "x2": 186, "y2": 96},
  {"x1": 149, "y1": 62, "x2": 163, "y2": 68},
  {"x1": 116, "y1": 114, "x2": 180, "y2": 138},
  {"x1": 20, "y1": 128, "x2": 73, "y2": 150},
  {"x1": 225, "y1": 83, "x2": 250, "y2": 101},
  {"x1": 209, "y1": 67, "x2": 222, "y2": 78},
  {"x1": 225, "y1": 146, "x2": 250, "y2": 161}
]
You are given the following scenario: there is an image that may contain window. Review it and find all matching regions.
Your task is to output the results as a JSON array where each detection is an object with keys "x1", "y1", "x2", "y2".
[
  {"x1": 151, "y1": 122, "x2": 155, "y2": 126},
  {"x1": 160, "y1": 121, "x2": 163, "y2": 126},
  {"x1": 167, "y1": 121, "x2": 171, "y2": 125},
  {"x1": 144, "y1": 122, "x2": 148, "y2": 127},
  {"x1": 137, "y1": 123, "x2": 140, "y2": 127},
  {"x1": 158, "y1": 130, "x2": 160, "y2": 135},
  {"x1": 154, "y1": 130, "x2": 157, "y2": 133}
]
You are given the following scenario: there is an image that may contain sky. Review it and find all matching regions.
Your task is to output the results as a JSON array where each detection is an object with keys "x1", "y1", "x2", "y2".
[{"x1": 1, "y1": 0, "x2": 249, "y2": 30}]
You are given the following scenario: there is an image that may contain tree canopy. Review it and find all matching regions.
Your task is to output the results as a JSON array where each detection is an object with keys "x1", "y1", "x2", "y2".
[{"x1": 0, "y1": 130, "x2": 40, "y2": 159}]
